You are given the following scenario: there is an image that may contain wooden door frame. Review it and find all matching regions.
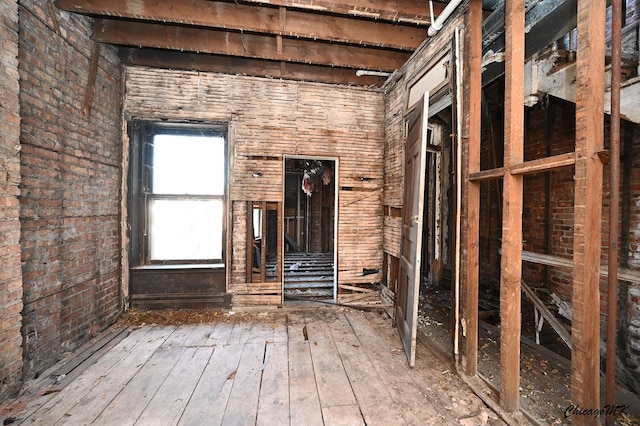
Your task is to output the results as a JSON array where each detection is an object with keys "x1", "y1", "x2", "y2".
[{"x1": 283, "y1": 155, "x2": 339, "y2": 302}]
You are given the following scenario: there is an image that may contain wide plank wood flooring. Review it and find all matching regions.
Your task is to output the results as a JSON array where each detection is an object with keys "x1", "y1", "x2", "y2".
[{"x1": 9, "y1": 307, "x2": 502, "y2": 425}]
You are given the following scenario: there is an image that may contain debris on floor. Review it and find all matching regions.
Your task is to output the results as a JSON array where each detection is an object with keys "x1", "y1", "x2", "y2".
[
  {"x1": 417, "y1": 283, "x2": 640, "y2": 425},
  {"x1": 458, "y1": 408, "x2": 489, "y2": 426},
  {"x1": 119, "y1": 307, "x2": 251, "y2": 326}
]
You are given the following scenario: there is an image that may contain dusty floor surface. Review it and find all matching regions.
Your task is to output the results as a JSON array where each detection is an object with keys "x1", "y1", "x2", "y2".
[{"x1": 2, "y1": 305, "x2": 506, "y2": 425}]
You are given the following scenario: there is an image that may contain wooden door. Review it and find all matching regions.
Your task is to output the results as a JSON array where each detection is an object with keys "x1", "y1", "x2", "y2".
[{"x1": 396, "y1": 92, "x2": 429, "y2": 367}]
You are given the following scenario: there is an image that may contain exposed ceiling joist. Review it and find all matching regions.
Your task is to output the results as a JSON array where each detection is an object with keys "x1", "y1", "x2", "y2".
[
  {"x1": 231, "y1": 0, "x2": 441, "y2": 24},
  {"x1": 120, "y1": 47, "x2": 387, "y2": 86},
  {"x1": 56, "y1": 0, "x2": 427, "y2": 50},
  {"x1": 56, "y1": 0, "x2": 441, "y2": 86},
  {"x1": 94, "y1": 18, "x2": 411, "y2": 71}
]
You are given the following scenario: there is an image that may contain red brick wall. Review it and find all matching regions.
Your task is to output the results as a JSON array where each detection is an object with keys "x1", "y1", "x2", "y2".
[
  {"x1": 618, "y1": 124, "x2": 640, "y2": 381},
  {"x1": 0, "y1": 0, "x2": 24, "y2": 403},
  {"x1": 478, "y1": 91, "x2": 578, "y2": 297},
  {"x1": 478, "y1": 86, "x2": 504, "y2": 289},
  {"x1": 521, "y1": 98, "x2": 576, "y2": 300},
  {"x1": 18, "y1": 0, "x2": 122, "y2": 380}
]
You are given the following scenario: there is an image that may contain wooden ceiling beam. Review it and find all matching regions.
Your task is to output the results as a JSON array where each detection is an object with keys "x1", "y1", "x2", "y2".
[
  {"x1": 120, "y1": 47, "x2": 387, "y2": 86},
  {"x1": 55, "y1": 0, "x2": 426, "y2": 50},
  {"x1": 94, "y1": 18, "x2": 410, "y2": 71},
  {"x1": 230, "y1": 0, "x2": 444, "y2": 24}
]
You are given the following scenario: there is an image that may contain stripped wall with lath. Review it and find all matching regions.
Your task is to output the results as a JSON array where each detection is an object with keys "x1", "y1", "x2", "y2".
[
  {"x1": 124, "y1": 69, "x2": 384, "y2": 305},
  {"x1": 382, "y1": 9, "x2": 465, "y2": 304}
]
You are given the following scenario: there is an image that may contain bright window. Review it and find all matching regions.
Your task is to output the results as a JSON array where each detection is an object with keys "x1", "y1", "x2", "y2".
[
  {"x1": 151, "y1": 135, "x2": 225, "y2": 196},
  {"x1": 132, "y1": 127, "x2": 226, "y2": 264},
  {"x1": 149, "y1": 198, "x2": 223, "y2": 260}
]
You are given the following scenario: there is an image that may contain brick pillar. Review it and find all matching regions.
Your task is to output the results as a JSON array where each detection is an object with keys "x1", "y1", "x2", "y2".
[{"x1": 0, "y1": 0, "x2": 25, "y2": 403}]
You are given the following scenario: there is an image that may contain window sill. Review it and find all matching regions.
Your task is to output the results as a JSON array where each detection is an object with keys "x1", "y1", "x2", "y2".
[{"x1": 131, "y1": 264, "x2": 224, "y2": 271}]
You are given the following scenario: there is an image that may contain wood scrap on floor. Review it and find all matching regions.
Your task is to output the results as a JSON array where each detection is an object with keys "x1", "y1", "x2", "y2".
[
  {"x1": 337, "y1": 283, "x2": 389, "y2": 307},
  {"x1": 418, "y1": 284, "x2": 640, "y2": 424},
  {"x1": 521, "y1": 280, "x2": 571, "y2": 349}
]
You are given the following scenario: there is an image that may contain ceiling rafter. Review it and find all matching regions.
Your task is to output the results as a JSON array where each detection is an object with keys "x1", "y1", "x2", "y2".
[
  {"x1": 56, "y1": 0, "x2": 442, "y2": 85},
  {"x1": 228, "y1": 0, "x2": 442, "y2": 24},
  {"x1": 120, "y1": 47, "x2": 387, "y2": 86},
  {"x1": 94, "y1": 18, "x2": 411, "y2": 71},
  {"x1": 55, "y1": 0, "x2": 427, "y2": 50}
]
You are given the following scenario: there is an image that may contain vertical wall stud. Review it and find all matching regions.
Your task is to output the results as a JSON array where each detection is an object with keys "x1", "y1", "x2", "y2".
[
  {"x1": 500, "y1": 0, "x2": 525, "y2": 412},
  {"x1": 463, "y1": 0, "x2": 482, "y2": 376},
  {"x1": 572, "y1": 0, "x2": 605, "y2": 423}
]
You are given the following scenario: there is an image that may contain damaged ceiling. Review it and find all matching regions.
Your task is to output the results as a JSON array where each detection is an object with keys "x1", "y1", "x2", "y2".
[
  {"x1": 54, "y1": 0, "x2": 450, "y2": 86},
  {"x1": 56, "y1": 0, "x2": 634, "y2": 107}
]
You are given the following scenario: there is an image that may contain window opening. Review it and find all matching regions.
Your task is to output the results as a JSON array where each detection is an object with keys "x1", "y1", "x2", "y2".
[{"x1": 129, "y1": 123, "x2": 227, "y2": 266}]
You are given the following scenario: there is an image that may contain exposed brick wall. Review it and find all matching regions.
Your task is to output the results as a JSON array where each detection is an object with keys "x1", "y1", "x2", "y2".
[
  {"x1": 477, "y1": 85, "x2": 504, "y2": 289},
  {"x1": 18, "y1": 0, "x2": 122, "y2": 380},
  {"x1": 507, "y1": 97, "x2": 576, "y2": 301},
  {"x1": 621, "y1": 124, "x2": 640, "y2": 383},
  {"x1": 477, "y1": 90, "x2": 578, "y2": 295},
  {"x1": 0, "y1": 0, "x2": 24, "y2": 403}
]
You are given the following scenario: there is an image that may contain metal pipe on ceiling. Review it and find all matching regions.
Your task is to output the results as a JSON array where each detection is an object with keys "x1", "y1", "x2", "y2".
[
  {"x1": 355, "y1": 70, "x2": 392, "y2": 77},
  {"x1": 427, "y1": 0, "x2": 465, "y2": 37}
]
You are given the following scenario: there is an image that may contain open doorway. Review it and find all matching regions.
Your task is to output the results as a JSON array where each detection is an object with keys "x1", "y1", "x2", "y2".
[
  {"x1": 416, "y1": 106, "x2": 457, "y2": 358},
  {"x1": 283, "y1": 157, "x2": 337, "y2": 301},
  {"x1": 396, "y1": 45, "x2": 459, "y2": 364}
]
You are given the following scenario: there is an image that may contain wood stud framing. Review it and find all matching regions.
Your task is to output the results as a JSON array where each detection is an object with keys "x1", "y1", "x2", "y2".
[
  {"x1": 461, "y1": 0, "x2": 608, "y2": 416},
  {"x1": 499, "y1": 0, "x2": 525, "y2": 412},
  {"x1": 509, "y1": 152, "x2": 576, "y2": 176},
  {"x1": 463, "y1": 0, "x2": 482, "y2": 378},
  {"x1": 571, "y1": 0, "x2": 606, "y2": 422}
]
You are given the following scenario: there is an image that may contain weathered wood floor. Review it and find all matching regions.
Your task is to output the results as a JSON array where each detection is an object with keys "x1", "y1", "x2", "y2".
[{"x1": 12, "y1": 308, "x2": 501, "y2": 425}]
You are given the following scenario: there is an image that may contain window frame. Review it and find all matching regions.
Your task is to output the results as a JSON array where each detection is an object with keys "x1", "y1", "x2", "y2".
[{"x1": 128, "y1": 121, "x2": 228, "y2": 266}]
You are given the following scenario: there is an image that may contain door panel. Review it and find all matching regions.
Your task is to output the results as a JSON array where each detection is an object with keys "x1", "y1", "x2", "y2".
[{"x1": 396, "y1": 92, "x2": 429, "y2": 367}]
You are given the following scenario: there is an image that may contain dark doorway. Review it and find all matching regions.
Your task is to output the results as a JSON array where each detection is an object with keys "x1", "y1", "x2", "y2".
[
  {"x1": 416, "y1": 106, "x2": 457, "y2": 360},
  {"x1": 283, "y1": 158, "x2": 337, "y2": 301}
]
